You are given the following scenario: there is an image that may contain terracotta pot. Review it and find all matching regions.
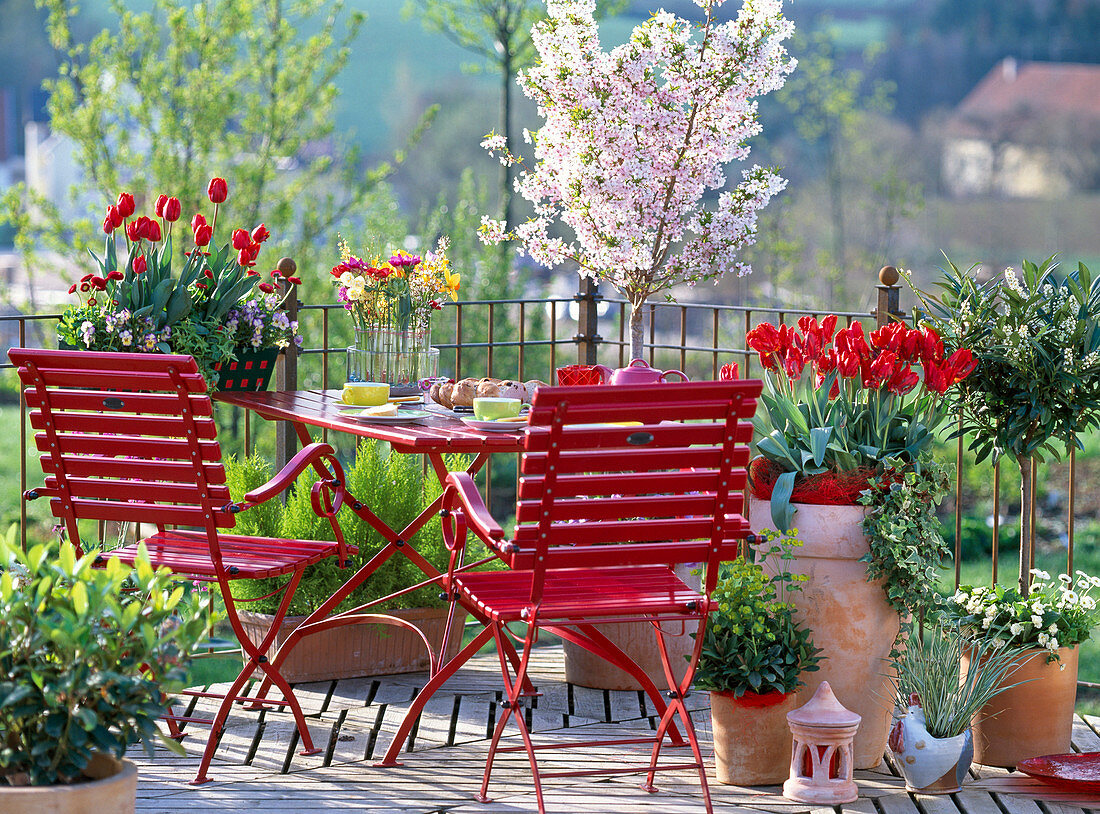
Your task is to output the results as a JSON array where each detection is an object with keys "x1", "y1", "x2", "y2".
[
  {"x1": 562, "y1": 563, "x2": 697, "y2": 691},
  {"x1": 0, "y1": 754, "x2": 137, "y2": 814},
  {"x1": 240, "y1": 606, "x2": 466, "y2": 683},
  {"x1": 963, "y1": 644, "x2": 1078, "y2": 767},
  {"x1": 711, "y1": 690, "x2": 798, "y2": 785},
  {"x1": 751, "y1": 498, "x2": 899, "y2": 770}
]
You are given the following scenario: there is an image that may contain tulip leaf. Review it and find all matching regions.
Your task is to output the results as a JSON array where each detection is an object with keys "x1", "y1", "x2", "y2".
[
  {"x1": 770, "y1": 471, "x2": 797, "y2": 533},
  {"x1": 810, "y1": 427, "x2": 831, "y2": 467}
]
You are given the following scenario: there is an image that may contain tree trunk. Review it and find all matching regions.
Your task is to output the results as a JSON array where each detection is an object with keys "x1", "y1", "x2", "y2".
[
  {"x1": 1019, "y1": 456, "x2": 1034, "y2": 593},
  {"x1": 500, "y1": 45, "x2": 514, "y2": 232},
  {"x1": 629, "y1": 301, "x2": 645, "y2": 361}
]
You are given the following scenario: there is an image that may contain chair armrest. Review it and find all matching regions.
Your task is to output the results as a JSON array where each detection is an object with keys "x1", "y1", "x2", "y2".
[
  {"x1": 240, "y1": 442, "x2": 341, "y2": 506},
  {"x1": 446, "y1": 471, "x2": 504, "y2": 542}
]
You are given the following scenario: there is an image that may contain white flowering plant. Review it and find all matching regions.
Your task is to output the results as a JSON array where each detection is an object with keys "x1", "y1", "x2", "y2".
[
  {"x1": 478, "y1": 0, "x2": 794, "y2": 359},
  {"x1": 943, "y1": 570, "x2": 1100, "y2": 662},
  {"x1": 905, "y1": 255, "x2": 1100, "y2": 466}
]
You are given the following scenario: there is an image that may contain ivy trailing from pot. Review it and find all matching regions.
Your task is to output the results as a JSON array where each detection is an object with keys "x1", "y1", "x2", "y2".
[{"x1": 859, "y1": 456, "x2": 954, "y2": 627}]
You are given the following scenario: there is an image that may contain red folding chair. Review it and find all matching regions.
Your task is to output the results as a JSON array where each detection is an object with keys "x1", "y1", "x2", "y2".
[
  {"x1": 379, "y1": 380, "x2": 760, "y2": 813},
  {"x1": 11, "y1": 348, "x2": 355, "y2": 784}
]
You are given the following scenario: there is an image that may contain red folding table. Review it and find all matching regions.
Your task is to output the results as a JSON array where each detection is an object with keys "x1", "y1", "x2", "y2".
[{"x1": 213, "y1": 388, "x2": 526, "y2": 688}]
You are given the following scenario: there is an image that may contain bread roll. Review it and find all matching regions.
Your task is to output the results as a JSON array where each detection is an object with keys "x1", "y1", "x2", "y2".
[
  {"x1": 476, "y1": 379, "x2": 502, "y2": 399},
  {"x1": 453, "y1": 379, "x2": 479, "y2": 407},
  {"x1": 498, "y1": 380, "x2": 527, "y2": 401},
  {"x1": 437, "y1": 382, "x2": 455, "y2": 409},
  {"x1": 523, "y1": 380, "x2": 547, "y2": 403}
]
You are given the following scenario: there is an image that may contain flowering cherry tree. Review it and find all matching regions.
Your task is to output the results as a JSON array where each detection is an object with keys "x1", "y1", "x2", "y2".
[{"x1": 479, "y1": 0, "x2": 795, "y2": 357}]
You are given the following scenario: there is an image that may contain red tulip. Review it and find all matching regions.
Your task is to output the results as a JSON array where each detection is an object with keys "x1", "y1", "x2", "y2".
[
  {"x1": 207, "y1": 177, "x2": 228, "y2": 204},
  {"x1": 237, "y1": 248, "x2": 253, "y2": 267},
  {"x1": 231, "y1": 228, "x2": 251, "y2": 250},
  {"x1": 191, "y1": 213, "x2": 207, "y2": 233},
  {"x1": 719, "y1": 362, "x2": 739, "y2": 381},
  {"x1": 746, "y1": 322, "x2": 783, "y2": 372},
  {"x1": 886, "y1": 362, "x2": 920, "y2": 395},
  {"x1": 125, "y1": 220, "x2": 142, "y2": 242},
  {"x1": 163, "y1": 197, "x2": 181, "y2": 222},
  {"x1": 143, "y1": 218, "x2": 162, "y2": 242},
  {"x1": 116, "y1": 192, "x2": 135, "y2": 218},
  {"x1": 194, "y1": 223, "x2": 213, "y2": 247},
  {"x1": 919, "y1": 327, "x2": 945, "y2": 366},
  {"x1": 102, "y1": 214, "x2": 115, "y2": 234},
  {"x1": 251, "y1": 223, "x2": 270, "y2": 243},
  {"x1": 154, "y1": 194, "x2": 168, "y2": 217},
  {"x1": 132, "y1": 255, "x2": 147, "y2": 274},
  {"x1": 108, "y1": 205, "x2": 123, "y2": 229}
]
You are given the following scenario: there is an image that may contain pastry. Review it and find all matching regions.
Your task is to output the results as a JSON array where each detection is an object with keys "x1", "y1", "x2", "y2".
[
  {"x1": 523, "y1": 380, "x2": 547, "y2": 403},
  {"x1": 452, "y1": 378, "x2": 480, "y2": 407},
  {"x1": 476, "y1": 379, "x2": 502, "y2": 399},
  {"x1": 498, "y1": 380, "x2": 527, "y2": 401}
]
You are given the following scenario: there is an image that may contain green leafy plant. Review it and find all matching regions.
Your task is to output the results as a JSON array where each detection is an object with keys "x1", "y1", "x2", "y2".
[
  {"x1": 0, "y1": 529, "x2": 211, "y2": 786},
  {"x1": 860, "y1": 455, "x2": 953, "y2": 625},
  {"x1": 227, "y1": 440, "x2": 488, "y2": 614},
  {"x1": 905, "y1": 256, "x2": 1100, "y2": 587},
  {"x1": 892, "y1": 620, "x2": 1035, "y2": 739},
  {"x1": 694, "y1": 531, "x2": 822, "y2": 697},
  {"x1": 943, "y1": 570, "x2": 1100, "y2": 662}
]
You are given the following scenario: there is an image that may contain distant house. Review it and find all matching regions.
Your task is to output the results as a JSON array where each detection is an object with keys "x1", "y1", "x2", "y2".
[{"x1": 942, "y1": 58, "x2": 1100, "y2": 198}]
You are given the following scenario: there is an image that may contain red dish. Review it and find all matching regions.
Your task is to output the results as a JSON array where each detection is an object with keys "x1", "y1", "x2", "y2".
[{"x1": 1017, "y1": 753, "x2": 1100, "y2": 791}]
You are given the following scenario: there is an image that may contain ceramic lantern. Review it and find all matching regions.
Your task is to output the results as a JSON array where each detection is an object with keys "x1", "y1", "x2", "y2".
[{"x1": 783, "y1": 681, "x2": 860, "y2": 805}]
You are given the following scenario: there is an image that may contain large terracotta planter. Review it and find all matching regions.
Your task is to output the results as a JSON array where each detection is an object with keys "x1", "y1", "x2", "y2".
[
  {"x1": 963, "y1": 644, "x2": 1078, "y2": 768},
  {"x1": 711, "y1": 690, "x2": 798, "y2": 785},
  {"x1": 751, "y1": 498, "x2": 899, "y2": 770},
  {"x1": 562, "y1": 563, "x2": 696, "y2": 690},
  {"x1": 0, "y1": 754, "x2": 137, "y2": 814},
  {"x1": 240, "y1": 606, "x2": 466, "y2": 683}
]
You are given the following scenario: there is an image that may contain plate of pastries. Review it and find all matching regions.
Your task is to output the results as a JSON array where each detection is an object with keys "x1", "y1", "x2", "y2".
[{"x1": 428, "y1": 377, "x2": 548, "y2": 410}]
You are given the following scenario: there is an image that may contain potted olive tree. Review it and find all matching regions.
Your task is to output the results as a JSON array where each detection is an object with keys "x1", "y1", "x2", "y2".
[
  {"x1": 0, "y1": 530, "x2": 209, "y2": 812},
  {"x1": 694, "y1": 532, "x2": 822, "y2": 786},
  {"x1": 889, "y1": 620, "x2": 1033, "y2": 793}
]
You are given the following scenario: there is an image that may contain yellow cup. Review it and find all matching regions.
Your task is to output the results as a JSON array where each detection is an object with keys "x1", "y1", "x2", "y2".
[
  {"x1": 473, "y1": 397, "x2": 522, "y2": 421},
  {"x1": 342, "y1": 381, "x2": 390, "y2": 406}
]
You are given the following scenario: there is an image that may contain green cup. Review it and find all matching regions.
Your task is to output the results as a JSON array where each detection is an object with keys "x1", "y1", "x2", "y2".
[{"x1": 473, "y1": 397, "x2": 521, "y2": 421}]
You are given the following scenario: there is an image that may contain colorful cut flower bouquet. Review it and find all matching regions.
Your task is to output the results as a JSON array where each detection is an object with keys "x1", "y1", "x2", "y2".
[
  {"x1": 747, "y1": 315, "x2": 977, "y2": 531},
  {"x1": 58, "y1": 177, "x2": 297, "y2": 386},
  {"x1": 330, "y1": 236, "x2": 459, "y2": 337}
]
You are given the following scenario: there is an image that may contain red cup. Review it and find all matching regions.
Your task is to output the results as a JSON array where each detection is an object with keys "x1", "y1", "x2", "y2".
[{"x1": 556, "y1": 365, "x2": 607, "y2": 386}]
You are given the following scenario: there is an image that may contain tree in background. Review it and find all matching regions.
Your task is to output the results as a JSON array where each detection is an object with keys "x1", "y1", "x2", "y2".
[
  {"x1": 4, "y1": 0, "x2": 432, "y2": 307},
  {"x1": 405, "y1": 0, "x2": 625, "y2": 235}
]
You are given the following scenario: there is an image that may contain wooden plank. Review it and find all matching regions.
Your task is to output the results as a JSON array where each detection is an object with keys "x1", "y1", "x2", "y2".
[{"x1": 1074, "y1": 713, "x2": 1100, "y2": 751}]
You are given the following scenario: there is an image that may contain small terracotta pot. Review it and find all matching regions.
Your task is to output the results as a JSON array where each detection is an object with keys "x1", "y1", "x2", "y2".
[
  {"x1": 751, "y1": 498, "x2": 900, "y2": 770},
  {"x1": 711, "y1": 690, "x2": 798, "y2": 785},
  {"x1": 0, "y1": 754, "x2": 137, "y2": 814},
  {"x1": 963, "y1": 644, "x2": 1078, "y2": 768}
]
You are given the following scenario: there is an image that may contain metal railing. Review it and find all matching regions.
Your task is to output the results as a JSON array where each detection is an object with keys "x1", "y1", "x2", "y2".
[{"x1": 1, "y1": 266, "x2": 1088, "y2": 593}]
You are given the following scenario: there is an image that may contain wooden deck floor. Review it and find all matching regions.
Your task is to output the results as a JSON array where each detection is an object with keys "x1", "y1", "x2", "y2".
[{"x1": 131, "y1": 647, "x2": 1100, "y2": 813}]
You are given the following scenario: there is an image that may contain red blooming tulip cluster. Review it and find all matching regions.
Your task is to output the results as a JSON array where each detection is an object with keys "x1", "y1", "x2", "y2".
[{"x1": 746, "y1": 315, "x2": 977, "y2": 398}]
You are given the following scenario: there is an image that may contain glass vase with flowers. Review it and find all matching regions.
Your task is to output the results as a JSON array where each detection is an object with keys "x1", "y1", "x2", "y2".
[
  {"x1": 57, "y1": 177, "x2": 282, "y2": 388},
  {"x1": 330, "y1": 237, "x2": 458, "y2": 389}
]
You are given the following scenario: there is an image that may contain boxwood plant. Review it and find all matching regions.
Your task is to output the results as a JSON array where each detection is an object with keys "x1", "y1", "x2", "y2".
[{"x1": 0, "y1": 529, "x2": 210, "y2": 786}]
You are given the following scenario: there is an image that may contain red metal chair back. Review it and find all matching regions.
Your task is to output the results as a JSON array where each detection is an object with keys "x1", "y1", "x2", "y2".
[
  {"x1": 11, "y1": 349, "x2": 233, "y2": 553},
  {"x1": 509, "y1": 381, "x2": 758, "y2": 575}
]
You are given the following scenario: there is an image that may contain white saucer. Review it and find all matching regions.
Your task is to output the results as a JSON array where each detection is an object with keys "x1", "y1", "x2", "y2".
[
  {"x1": 345, "y1": 409, "x2": 431, "y2": 424},
  {"x1": 460, "y1": 417, "x2": 527, "y2": 432}
]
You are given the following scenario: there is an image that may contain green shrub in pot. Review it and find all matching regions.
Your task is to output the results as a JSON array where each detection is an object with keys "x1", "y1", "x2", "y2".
[
  {"x1": 694, "y1": 532, "x2": 823, "y2": 697},
  {"x1": 0, "y1": 529, "x2": 211, "y2": 786}
]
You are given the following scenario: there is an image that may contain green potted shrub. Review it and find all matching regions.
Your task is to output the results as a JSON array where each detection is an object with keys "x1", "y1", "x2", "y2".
[
  {"x1": 226, "y1": 439, "x2": 478, "y2": 682},
  {"x1": 0, "y1": 529, "x2": 209, "y2": 812},
  {"x1": 694, "y1": 532, "x2": 823, "y2": 786},
  {"x1": 889, "y1": 620, "x2": 1033, "y2": 793}
]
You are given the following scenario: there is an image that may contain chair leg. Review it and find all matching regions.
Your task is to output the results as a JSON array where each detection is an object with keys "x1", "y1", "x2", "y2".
[{"x1": 478, "y1": 622, "x2": 546, "y2": 813}]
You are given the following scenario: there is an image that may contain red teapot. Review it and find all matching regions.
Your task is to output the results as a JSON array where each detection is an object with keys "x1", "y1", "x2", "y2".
[{"x1": 594, "y1": 359, "x2": 689, "y2": 386}]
